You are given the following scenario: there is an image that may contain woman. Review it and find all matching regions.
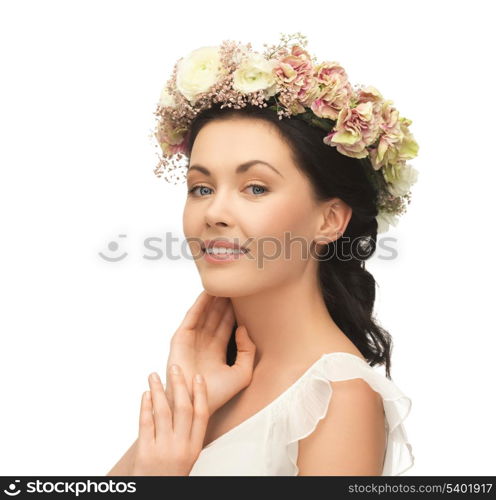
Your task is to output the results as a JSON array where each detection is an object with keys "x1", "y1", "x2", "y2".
[{"x1": 107, "y1": 33, "x2": 417, "y2": 476}]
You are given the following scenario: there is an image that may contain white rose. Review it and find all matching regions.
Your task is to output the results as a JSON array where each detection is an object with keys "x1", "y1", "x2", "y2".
[
  {"x1": 388, "y1": 164, "x2": 419, "y2": 197},
  {"x1": 175, "y1": 46, "x2": 222, "y2": 104},
  {"x1": 232, "y1": 53, "x2": 278, "y2": 96},
  {"x1": 158, "y1": 85, "x2": 176, "y2": 108},
  {"x1": 376, "y1": 211, "x2": 399, "y2": 234}
]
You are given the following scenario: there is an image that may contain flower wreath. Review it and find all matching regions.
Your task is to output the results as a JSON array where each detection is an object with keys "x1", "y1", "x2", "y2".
[{"x1": 151, "y1": 32, "x2": 419, "y2": 234}]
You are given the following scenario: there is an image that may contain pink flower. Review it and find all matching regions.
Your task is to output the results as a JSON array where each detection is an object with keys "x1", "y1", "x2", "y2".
[
  {"x1": 368, "y1": 101, "x2": 419, "y2": 170},
  {"x1": 323, "y1": 100, "x2": 382, "y2": 158},
  {"x1": 273, "y1": 45, "x2": 316, "y2": 107},
  {"x1": 169, "y1": 137, "x2": 188, "y2": 155},
  {"x1": 155, "y1": 121, "x2": 188, "y2": 156},
  {"x1": 356, "y1": 85, "x2": 384, "y2": 113},
  {"x1": 309, "y1": 62, "x2": 353, "y2": 120}
]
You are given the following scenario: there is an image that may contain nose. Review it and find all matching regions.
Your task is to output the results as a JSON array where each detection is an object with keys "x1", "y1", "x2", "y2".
[{"x1": 203, "y1": 189, "x2": 235, "y2": 228}]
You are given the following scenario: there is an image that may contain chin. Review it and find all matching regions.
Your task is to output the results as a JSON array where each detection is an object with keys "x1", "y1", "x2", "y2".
[
  {"x1": 201, "y1": 282, "x2": 240, "y2": 298},
  {"x1": 200, "y1": 276, "x2": 258, "y2": 299}
]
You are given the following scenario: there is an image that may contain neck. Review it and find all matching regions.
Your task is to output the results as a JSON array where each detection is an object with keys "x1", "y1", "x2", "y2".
[{"x1": 230, "y1": 272, "x2": 345, "y2": 370}]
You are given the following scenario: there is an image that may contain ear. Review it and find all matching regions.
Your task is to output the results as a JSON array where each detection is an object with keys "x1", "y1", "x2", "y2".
[{"x1": 313, "y1": 198, "x2": 352, "y2": 248}]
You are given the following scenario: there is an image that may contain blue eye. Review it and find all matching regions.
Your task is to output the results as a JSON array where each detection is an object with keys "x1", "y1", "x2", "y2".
[
  {"x1": 247, "y1": 184, "x2": 267, "y2": 195},
  {"x1": 188, "y1": 185, "x2": 212, "y2": 196},
  {"x1": 187, "y1": 184, "x2": 269, "y2": 197}
]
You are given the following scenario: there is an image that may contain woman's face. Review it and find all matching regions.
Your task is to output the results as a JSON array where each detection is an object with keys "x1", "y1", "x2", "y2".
[{"x1": 182, "y1": 117, "x2": 325, "y2": 298}]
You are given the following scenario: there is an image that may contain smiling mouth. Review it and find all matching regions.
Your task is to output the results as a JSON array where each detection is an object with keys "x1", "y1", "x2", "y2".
[{"x1": 201, "y1": 246, "x2": 249, "y2": 255}]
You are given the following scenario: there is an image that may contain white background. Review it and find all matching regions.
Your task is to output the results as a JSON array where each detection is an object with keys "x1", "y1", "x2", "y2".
[{"x1": 1, "y1": 0, "x2": 494, "y2": 476}]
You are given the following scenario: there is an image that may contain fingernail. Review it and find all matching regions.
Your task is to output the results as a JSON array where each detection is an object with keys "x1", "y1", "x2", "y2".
[
  {"x1": 195, "y1": 373, "x2": 203, "y2": 383},
  {"x1": 151, "y1": 372, "x2": 160, "y2": 382},
  {"x1": 171, "y1": 364, "x2": 180, "y2": 374}
]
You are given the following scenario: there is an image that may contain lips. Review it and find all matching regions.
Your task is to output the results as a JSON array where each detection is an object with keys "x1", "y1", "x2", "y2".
[{"x1": 201, "y1": 239, "x2": 248, "y2": 252}]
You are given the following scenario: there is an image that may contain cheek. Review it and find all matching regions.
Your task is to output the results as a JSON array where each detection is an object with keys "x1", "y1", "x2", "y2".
[
  {"x1": 260, "y1": 194, "x2": 312, "y2": 233},
  {"x1": 247, "y1": 196, "x2": 315, "y2": 258},
  {"x1": 183, "y1": 205, "x2": 202, "y2": 252},
  {"x1": 183, "y1": 200, "x2": 203, "y2": 228}
]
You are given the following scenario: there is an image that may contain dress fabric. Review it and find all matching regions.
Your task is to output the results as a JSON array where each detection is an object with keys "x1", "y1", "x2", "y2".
[{"x1": 189, "y1": 352, "x2": 414, "y2": 476}]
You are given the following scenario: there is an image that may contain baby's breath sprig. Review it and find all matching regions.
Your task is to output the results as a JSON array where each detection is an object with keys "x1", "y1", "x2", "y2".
[{"x1": 262, "y1": 31, "x2": 308, "y2": 59}]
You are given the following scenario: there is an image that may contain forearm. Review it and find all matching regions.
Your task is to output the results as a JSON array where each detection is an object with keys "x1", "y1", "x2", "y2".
[{"x1": 106, "y1": 439, "x2": 138, "y2": 476}]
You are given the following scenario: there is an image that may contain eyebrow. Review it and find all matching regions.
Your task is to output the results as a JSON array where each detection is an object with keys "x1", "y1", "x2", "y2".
[{"x1": 187, "y1": 160, "x2": 284, "y2": 178}]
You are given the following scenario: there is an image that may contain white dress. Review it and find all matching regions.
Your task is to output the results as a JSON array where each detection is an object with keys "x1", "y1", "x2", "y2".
[{"x1": 189, "y1": 352, "x2": 414, "y2": 476}]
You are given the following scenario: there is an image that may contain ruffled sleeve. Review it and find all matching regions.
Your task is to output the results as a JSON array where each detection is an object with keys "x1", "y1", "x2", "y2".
[{"x1": 268, "y1": 352, "x2": 415, "y2": 476}]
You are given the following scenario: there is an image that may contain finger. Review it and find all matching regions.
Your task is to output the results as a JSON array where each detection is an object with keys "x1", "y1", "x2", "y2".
[
  {"x1": 138, "y1": 390, "x2": 155, "y2": 444},
  {"x1": 196, "y1": 295, "x2": 220, "y2": 331},
  {"x1": 190, "y1": 374, "x2": 210, "y2": 451},
  {"x1": 201, "y1": 296, "x2": 230, "y2": 334},
  {"x1": 164, "y1": 382, "x2": 174, "y2": 418},
  {"x1": 214, "y1": 299, "x2": 236, "y2": 345},
  {"x1": 148, "y1": 372, "x2": 172, "y2": 442},
  {"x1": 177, "y1": 290, "x2": 215, "y2": 332},
  {"x1": 231, "y1": 326, "x2": 257, "y2": 380},
  {"x1": 170, "y1": 364, "x2": 193, "y2": 437}
]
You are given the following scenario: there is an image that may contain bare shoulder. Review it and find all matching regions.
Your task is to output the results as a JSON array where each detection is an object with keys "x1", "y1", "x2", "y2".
[{"x1": 297, "y1": 377, "x2": 386, "y2": 476}]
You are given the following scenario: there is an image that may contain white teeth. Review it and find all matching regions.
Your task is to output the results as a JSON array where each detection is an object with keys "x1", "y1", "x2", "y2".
[{"x1": 206, "y1": 247, "x2": 245, "y2": 255}]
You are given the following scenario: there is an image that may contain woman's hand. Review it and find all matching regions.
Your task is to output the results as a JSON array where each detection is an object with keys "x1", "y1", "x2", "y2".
[
  {"x1": 165, "y1": 291, "x2": 256, "y2": 417},
  {"x1": 130, "y1": 365, "x2": 209, "y2": 476}
]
